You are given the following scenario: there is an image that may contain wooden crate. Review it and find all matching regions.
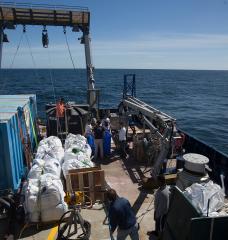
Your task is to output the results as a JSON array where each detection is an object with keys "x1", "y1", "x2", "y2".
[{"x1": 66, "y1": 168, "x2": 105, "y2": 204}]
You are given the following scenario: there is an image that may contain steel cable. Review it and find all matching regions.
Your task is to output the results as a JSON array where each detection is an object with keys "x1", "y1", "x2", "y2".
[
  {"x1": 64, "y1": 28, "x2": 77, "y2": 70},
  {"x1": 24, "y1": 32, "x2": 42, "y2": 94},
  {"x1": 0, "y1": 30, "x2": 24, "y2": 93},
  {"x1": 46, "y1": 46, "x2": 65, "y2": 141}
]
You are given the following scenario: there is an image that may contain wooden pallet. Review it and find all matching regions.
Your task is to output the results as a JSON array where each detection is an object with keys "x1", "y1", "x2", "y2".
[
  {"x1": 68, "y1": 166, "x2": 101, "y2": 174},
  {"x1": 66, "y1": 168, "x2": 105, "y2": 203}
]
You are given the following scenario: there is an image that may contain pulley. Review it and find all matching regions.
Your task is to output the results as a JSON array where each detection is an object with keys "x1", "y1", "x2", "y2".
[
  {"x1": 42, "y1": 26, "x2": 49, "y2": 48},
  {"x1": 3, "y1": 33, "x2": 9, "y2": 43},
  {"x1": 63, "y1": 26, "x2": 66, "y2": 35}
]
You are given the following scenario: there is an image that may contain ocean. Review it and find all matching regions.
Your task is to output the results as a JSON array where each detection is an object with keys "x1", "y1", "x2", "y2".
[{"x1": 0, "y1": 69, "x2": 227, "y2": 155}]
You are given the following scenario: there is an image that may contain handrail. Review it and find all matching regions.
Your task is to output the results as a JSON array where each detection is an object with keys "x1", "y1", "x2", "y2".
[{"x1": 0, "y1": 1, "x2": 89, "y2": 12}]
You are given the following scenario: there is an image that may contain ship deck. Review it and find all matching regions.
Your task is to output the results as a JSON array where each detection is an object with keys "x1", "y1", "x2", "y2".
[{"x1": 17, "y1": 142, "x2": 157, "y2": 240}]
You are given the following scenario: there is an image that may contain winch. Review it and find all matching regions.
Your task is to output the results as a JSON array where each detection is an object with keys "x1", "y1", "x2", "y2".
[
  {"x1": 64, "y1": 191, "x2": 84, "y2": 206},
  {"x1": 176, "y1": 153, "x2": 210, "y2": 191},
  {"x1": 57, "y1": 191, "x2": 91, "y2": 240}
]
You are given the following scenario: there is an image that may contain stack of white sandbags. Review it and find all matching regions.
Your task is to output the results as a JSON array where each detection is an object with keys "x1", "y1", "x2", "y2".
[
  {"x1": 62, "y1": 134, "x2": 94, "y2": 178},
  {"x1": 24, "y1": 136, "x2": 67, "y2": 222}
]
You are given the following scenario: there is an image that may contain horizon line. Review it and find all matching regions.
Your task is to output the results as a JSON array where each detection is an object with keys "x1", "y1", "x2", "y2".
[{"x1": 1, "y1": 67, "x2": 228, "y2": 71}]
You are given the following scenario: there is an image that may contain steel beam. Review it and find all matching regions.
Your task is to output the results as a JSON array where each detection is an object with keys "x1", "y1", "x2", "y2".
[{"x1": 83, "y1": 30, "x2": 96, "y2": 108}]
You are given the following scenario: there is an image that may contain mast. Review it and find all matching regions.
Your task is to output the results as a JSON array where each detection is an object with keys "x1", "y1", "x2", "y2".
[{"x1": 83, "y1": 27, "x2": 96, "y2": 108}]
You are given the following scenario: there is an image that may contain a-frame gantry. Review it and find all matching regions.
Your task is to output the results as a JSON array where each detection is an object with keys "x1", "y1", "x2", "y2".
[{"x1": 0, "y1": 2, "x2": 97, "y2": 108}]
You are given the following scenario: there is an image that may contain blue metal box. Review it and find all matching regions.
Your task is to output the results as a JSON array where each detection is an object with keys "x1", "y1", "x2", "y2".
[{"x1": 0, "y1": 94, "x2": 37, "y2": 192}]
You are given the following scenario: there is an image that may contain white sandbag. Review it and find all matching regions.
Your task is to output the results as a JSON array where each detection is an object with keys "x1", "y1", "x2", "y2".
[
  {"x1": 23, "y1": 179, "x2": 40, "y2": 222},
  {"x1": 28, "y1": 158, "x2": 61, "y2": 179},
  {"x1": 27, "y1": 159, "x2": 45, "y2": 179},
  {"x1": 184, "y1": 181, "x2": 225, "y2": 216},
  {"x1": 40, "y1": 174, "x2": 65, "y2": 211},
  {"x1": 64, "y1": 133, "x2": 87, "y2": 150},
  {"x1": 43, "y1": 158, "x2": 61, "y2": 178},
  {"x1": 35, "y1": 145, "x2": 49, "y2": 159},
  {"x1": 64, "y1": 145, "x2": 91, "y2": 161},
  {"x1": 39, "y1": 136, "x2": 62, "y2": 149},
  {"x1": 36, "y1": 145, "x2": 64, "y2": 163},
  {"x1": 41, "y1": 202, "x2": 68, "y2": 222},
  {"x1": 27, "y1": 211, "x2": 40, "y2": 223},
  {"x1": 32, "y1": 158, "x2": 45, "y2": 166},
  {"x1": 24, "y1": 179, "x2": 39, "y2": 212},
  {"x1": 62, "y1": 156, "x2": 95, "y2": 178},
  {"x1": 36, "y1": 136, "x2": 64, "y2": 163},
  {"x1": 53, "y1": 148, "x2": 64, "y2": 163}
]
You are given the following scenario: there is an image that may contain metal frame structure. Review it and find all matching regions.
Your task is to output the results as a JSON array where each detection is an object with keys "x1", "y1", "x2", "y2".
[
  {"x1": 122, "y1": 96, "x2": 176, "y2": 176},
  {"x1": 0, "y1": 1, "x2": 96, "y2": 108}
]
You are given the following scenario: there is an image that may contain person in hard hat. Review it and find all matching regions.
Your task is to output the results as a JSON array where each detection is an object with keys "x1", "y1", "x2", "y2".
[
  {"x1": 107, "y1": 188, "x2": 139, "y2": 240},
  {"x1": 56, "y1": 97, "x2": 66, "y2": 132}
]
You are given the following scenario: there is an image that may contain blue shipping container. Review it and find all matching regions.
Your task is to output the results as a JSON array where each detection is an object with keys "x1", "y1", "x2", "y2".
[{"x1": 0, "y1": 94, "x2": 37, "y2": 192}]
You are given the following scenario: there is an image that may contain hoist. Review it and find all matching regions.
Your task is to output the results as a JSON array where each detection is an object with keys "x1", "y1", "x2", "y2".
[{"x1": 42, "y1": 26, "x2": 49, "y2": 48}]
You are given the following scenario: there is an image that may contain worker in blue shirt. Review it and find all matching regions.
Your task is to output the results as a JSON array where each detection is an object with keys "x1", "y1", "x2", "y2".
[{"x1": 107, "y1": 188, "x2": 139, "y2": 240}]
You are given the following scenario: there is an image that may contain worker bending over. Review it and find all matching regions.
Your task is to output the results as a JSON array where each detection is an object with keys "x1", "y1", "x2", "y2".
[{"x1": 107, "y1": 188, "x2": 139, "y2": 240}]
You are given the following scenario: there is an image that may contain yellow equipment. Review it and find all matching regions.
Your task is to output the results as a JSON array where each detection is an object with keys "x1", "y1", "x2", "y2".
[
  {"x1": 58, "y1": 191, "x2": 91, "y2": 240},
  {"x1": 64, "y1": 191, "x2": 84, "y2": 206}
]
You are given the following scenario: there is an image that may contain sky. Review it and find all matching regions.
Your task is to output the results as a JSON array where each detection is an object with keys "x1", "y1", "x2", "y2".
[{"x1": 2, "y1": 0, "x2": 228, "y2": 69}]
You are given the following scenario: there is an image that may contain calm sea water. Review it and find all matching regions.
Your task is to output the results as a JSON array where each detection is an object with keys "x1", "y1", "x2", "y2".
[{"x1": 0, "y1": 69, "x2": 227, "y2": 155}]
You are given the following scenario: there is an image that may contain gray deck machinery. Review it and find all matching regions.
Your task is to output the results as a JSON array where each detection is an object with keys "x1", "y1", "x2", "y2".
[{"x1": 120, "y1": 74, "x2": 177, "y2": 178}]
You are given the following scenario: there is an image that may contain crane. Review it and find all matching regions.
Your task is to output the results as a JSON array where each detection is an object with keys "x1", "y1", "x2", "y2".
[{"x1": 121, "y1": 75, "x2": 176, "y2": 177}]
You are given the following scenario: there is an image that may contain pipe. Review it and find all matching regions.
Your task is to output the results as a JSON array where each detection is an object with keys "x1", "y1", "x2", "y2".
[{"x1": 127, "y1": 96, "x2": 175, "y2": 121}]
